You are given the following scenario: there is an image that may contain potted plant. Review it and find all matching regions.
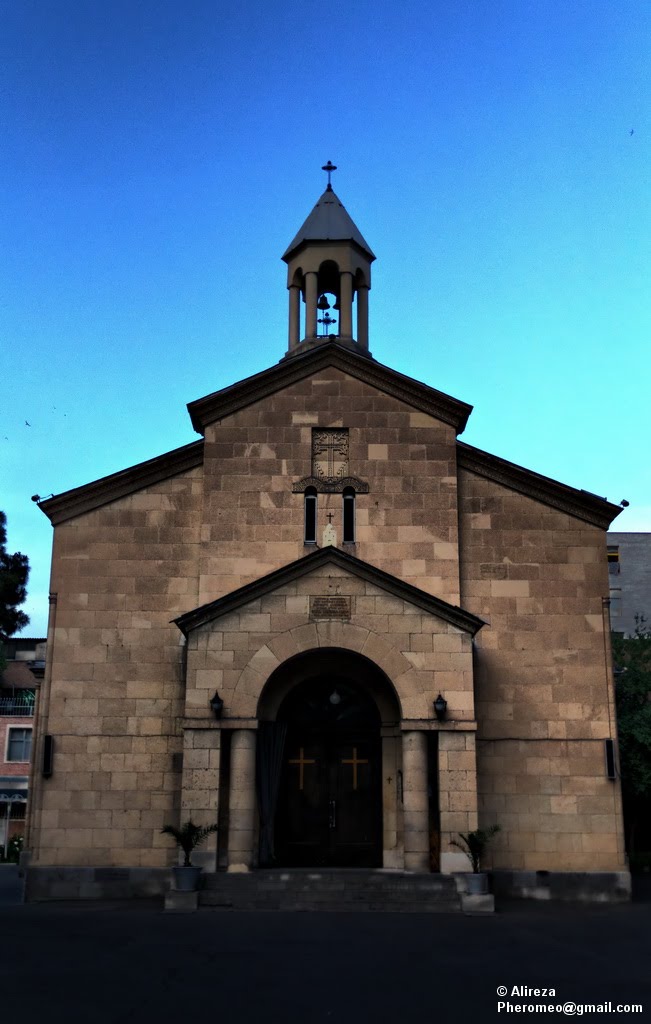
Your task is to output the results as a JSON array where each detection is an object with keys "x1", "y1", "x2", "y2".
[
  {"x1": 161, "y1": 820, "x2": 219, "y2": 892},
  {"x1": 451, "y1": 824, "x2": 500, "y2": 895}
]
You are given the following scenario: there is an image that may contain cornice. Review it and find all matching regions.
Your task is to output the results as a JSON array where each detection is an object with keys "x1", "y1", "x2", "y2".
[
  {"x1": 457, "y1": 442, "x2": 623, "y2": 529},
  {"x1": 39, "y1": 441, "x2": 204, "y2": 526},
  {"x1": 173, "y1": 545, "x2": 486, "y2": 637},
  {"x1": 187, "y1": 342, "x2": 472, "y2": 435}
]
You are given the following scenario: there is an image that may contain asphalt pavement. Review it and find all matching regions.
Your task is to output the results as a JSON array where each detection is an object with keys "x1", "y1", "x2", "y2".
[
  {"x1": 0, "y1": 863, "x2": 22, "y2": 904},
  {"x1": 0, "y1": 887, "x2": 649, "y2": 1023}
]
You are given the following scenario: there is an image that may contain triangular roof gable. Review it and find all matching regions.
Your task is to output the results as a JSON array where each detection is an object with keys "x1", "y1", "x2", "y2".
[
  {"x1": 457, "y1": 441, "x2": 623, "y2": 530},
  {"x1": 188, "y1": 341, "x2": 472, "y2": 435},
  {"x1": 173, "y1": 545, "x2": 485, "y2": 637},
  {"x1": 39, "y1": 440, "x2": 204, "y2": 525},
  {"x1": 282, "y1": 187, "x2": 375, "y2": 262}
]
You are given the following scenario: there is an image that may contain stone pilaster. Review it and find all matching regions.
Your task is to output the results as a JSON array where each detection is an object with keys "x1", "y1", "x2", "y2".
[
  {"x1": 227, "y1": 729, "x2": 257, "y2": 872},
  {"x1": 439, "y1": 730, "x2": 479, "y2": 873},
  {"x1": 180, "y1": 725, "x2": 221, "y2": 871},
  {"x1": 381, "y1": 733, "x2": 402, "y2": 869}
]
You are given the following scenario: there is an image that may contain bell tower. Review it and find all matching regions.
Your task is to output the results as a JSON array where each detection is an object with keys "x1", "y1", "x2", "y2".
[{"x1": 282, "y1": 162, "x2": 375, "y2": 358}]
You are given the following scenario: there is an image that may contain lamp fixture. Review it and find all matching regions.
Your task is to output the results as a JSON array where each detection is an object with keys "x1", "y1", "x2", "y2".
[
  {"x1": 433, "y1": 693, "x2": 447, "y2": 722},
  {"x1": 209, "y1": 691, "x2": 224, "y2": 718},
  {"x1": 329, "y1": 689, "x2": 341, "y2": 705}
]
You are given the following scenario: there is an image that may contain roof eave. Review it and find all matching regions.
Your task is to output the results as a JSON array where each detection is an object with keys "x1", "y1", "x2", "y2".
[
  {"x1": 457, "y1": 441, "x2": 623, "y2": 529},
  {"x1": 188, "y1": 342, "x2": 472, "y2": 435},
  {"x1": 39, "y1": 440, "x2": 204, "y2": 526},
  {"x1": 173, "y1": 546, "x2": 486, "y2": 637},
  {"x1": 282, "y1": 236, "x2": 376, "y2": 264}
]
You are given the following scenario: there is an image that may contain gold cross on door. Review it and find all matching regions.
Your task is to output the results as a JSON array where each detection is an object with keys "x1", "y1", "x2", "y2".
[
  {"x1": 341, "y1": 747, "x2": 369, "y2": 791},
  {"x1": 288, "y1": 747, "x2": 316, "y2": 790}
]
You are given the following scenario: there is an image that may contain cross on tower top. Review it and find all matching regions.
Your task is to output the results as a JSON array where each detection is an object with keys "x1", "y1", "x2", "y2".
[{"x1": 321, "y1": 160, "x2": 337, "y2": 191}]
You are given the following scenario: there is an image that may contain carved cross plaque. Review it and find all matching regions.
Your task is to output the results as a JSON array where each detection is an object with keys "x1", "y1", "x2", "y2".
[{"x1": 312, "y1": 429, "x2": 349, "y2": 483}]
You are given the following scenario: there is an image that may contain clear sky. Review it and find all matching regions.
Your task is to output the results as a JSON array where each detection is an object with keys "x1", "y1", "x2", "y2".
[{"x1": 2, "y1": 0, "x2": 649, "y2": 637}]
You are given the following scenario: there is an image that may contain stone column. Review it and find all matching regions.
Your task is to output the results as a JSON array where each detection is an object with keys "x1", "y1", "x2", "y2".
[
  {"x1": 227, "y1": 729, "x2": 257, "y2": 872},
  {"x1": 356, "y1": 284, "x2": 369, "y2": 350},
  {"x1": 288, "y1": 284, "x2": 300, "y2": 351},
  {"x1": 339, "y1": 272, "x2": 353, "y2": 339},
  {"x1": 305, "y1": 272, "x2": 318, "y2": 338},
  {"x1": 402, "y1": 730, "x2": 429, "y2": 872}
]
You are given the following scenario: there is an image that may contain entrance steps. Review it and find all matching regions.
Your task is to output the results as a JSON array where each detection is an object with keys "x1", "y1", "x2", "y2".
[{"x1": 199, "y1": 869, "x2": 462, "y2": 913}]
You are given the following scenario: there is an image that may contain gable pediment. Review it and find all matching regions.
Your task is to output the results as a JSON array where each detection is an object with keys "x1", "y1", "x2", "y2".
[
  {"x1": 173, "y1": 546, "x2": 485, "y2": 637},
  {"x1": 187, "y1": 341, "x2": 472, "y2": 435}
]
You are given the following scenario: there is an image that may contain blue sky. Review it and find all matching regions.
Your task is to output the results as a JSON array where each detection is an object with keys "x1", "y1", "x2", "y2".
[{"x1": 2, "y1": 0, "x2": 649, "y2": 637}]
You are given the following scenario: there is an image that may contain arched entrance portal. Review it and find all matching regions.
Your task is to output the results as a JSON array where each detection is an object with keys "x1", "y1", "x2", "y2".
[{"x1": 258, "y1": 648, "x2": 400, "y2": 869}]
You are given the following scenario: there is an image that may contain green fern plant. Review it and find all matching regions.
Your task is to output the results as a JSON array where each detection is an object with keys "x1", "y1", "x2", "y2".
[
  {"x1": 451, "y1": 825, "x2": 501, "y2": 873},
  {"x1": 161, "y1": 820, "x2": 218, "y2": 867}
]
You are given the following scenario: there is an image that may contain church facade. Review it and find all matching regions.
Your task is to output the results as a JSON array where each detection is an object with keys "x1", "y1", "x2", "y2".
[{"x1": 26, "y1": 178, "x2": 629, "y2": 901}]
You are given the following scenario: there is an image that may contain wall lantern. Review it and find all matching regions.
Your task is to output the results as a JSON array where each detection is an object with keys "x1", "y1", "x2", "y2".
[
  {"x1": 209, "y1": 692, "x2": 224, "y2": 719},
  {"x1": 433, "y1": 693, "x2": 448, "y2": 722}
]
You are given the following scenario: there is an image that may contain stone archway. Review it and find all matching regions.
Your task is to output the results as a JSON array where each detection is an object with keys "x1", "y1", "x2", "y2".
[{"x1": 257, "y1": 648, "x2": 402, "y2": 869}]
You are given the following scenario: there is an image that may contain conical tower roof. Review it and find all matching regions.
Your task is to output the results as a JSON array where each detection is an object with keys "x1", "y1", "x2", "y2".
[{"x1": 282, "y1": 187, "x2": 375, "y2": 262}]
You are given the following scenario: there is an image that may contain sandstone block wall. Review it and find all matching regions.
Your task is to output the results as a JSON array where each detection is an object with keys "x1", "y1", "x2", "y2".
[
  {"x1": 200, "y1": 368, "x2": 461, "y2": 606},
  {"x1": 458, "y1": 468, "x2": 626, "y2": 870},
  {"x1": 32, "y1": 470, "x2": 203, "y2": 868}
]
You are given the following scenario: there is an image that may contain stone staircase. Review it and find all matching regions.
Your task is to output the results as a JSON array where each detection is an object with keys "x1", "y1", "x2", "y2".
[{"x1": 198, "y1": 869, "x2": 462, "y2": 913}]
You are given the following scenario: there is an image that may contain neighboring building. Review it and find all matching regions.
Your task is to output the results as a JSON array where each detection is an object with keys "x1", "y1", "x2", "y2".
[
  {"x1": 606, "y1": 533, "x2": 651, "y2": 637},
  {"x1": 0, "y1": 638, "x2": 44, "y2": 855},
  {"x1": 26, "y1": 176, "x2": 628, "y2": 902}
]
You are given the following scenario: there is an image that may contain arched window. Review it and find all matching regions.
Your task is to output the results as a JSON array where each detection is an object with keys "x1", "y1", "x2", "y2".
[
  {"x1": 343, "y1": 487, "x2": 355, "y2": 544},
  {"x1": 304, "y1": 487, "x2": 317, "y2": 544}
]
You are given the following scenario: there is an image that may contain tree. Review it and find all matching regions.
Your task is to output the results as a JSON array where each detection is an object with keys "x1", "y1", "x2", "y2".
[
  {"x1": 612, "y1": 617, "x2": 651, "y2": 862},
  {"x1": 0, "y1": 511, "x2": 30, "y2": 643}
]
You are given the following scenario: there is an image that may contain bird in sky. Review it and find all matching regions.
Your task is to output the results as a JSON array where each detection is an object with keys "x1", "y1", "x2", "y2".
[{"x1": 25, "y1": 420, "x2": 31, "y2": 427}]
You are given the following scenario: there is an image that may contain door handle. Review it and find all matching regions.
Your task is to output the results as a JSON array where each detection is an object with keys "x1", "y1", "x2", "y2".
[{"x1": 329, "y1": 799, "x2": 336, "y2": 830}]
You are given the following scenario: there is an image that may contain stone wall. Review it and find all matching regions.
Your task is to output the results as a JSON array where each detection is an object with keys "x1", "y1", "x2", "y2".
[
  {"x1": 200, "y1": 368, "x2": 461, "y2": 606},
  {"x1": 458, "y1": 468, "x2": 626, "y2": 871},
  {"x1": 31, "y1": 469, "x2": 203, "y2": 868}
]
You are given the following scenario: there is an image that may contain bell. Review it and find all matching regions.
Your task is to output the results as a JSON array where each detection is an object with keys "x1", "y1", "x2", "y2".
[{"x1": 317, "y1": 294, "x2": 330, "y2": 310}]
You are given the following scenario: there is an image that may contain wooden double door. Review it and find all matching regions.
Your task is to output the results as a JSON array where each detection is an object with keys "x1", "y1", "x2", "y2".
[{"x1": 275, "y1": 679, "x2": 382, "y2": 868}]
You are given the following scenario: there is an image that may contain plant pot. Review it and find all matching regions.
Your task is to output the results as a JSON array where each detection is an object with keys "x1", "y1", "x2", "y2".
[
  {"x1": 466, "y1": 872, "x2": 489, "y2": 895},
  {"x1": 172, "y1": 866, "x2": 203, "y2": 892}
]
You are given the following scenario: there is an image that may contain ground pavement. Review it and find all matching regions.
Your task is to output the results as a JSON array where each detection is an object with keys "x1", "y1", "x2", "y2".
[{"x1": 0, "y1": 868, "x2": 649, "y2": 1023}]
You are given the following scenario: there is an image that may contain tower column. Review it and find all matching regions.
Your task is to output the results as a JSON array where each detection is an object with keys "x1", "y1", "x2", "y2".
[
  {"x1": 356, "y1": 284, "x2": 369, "y2": 350},
  {"x1": 288, "y1": 284, "x2": 301, "y2": 351},
  {"x1": 305, "y1": 272, "x2": 318, "y2": 338},
  {"x1": 339, "y1": 271, "x2": 353, "y2": 339}
]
